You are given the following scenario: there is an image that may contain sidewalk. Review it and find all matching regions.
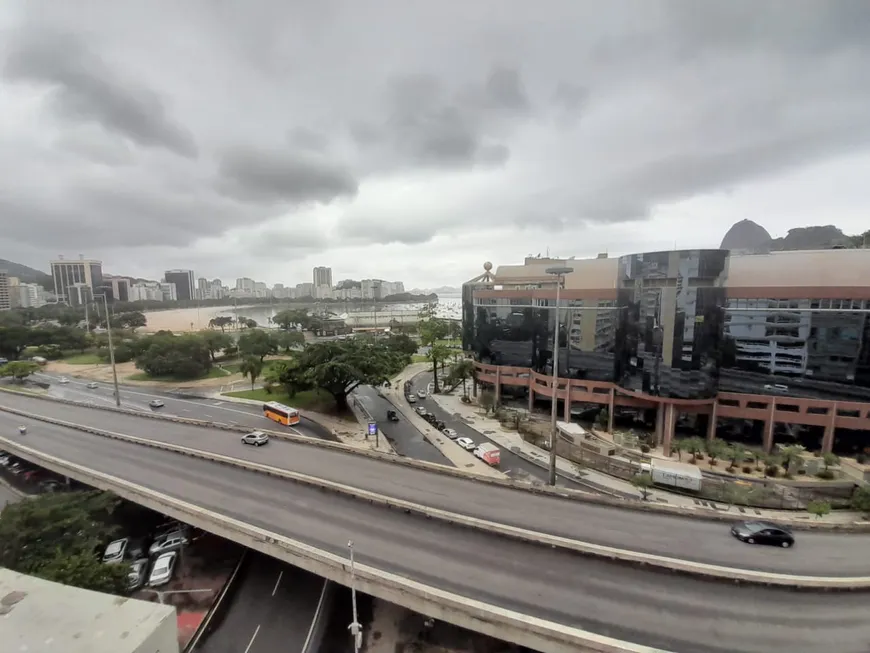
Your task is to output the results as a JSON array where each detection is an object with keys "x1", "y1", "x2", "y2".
[
  {"x1": 428, "y1": 390, "x2": 870, "y2": 524},
  {"x1": 385, "y1": 365, "x2": 504, "y2": 478}
]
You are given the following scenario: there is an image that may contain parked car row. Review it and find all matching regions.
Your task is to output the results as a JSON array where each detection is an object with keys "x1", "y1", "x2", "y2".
[
  {"x1": 414, "y1": 406, "x2": 447, "y2": 431},
  {"x1": 0, "y1": 451, "x2": 66, "y2": 492},
  {"x1": 103, "y1": 521, "x2": 191, "y2": 591}
]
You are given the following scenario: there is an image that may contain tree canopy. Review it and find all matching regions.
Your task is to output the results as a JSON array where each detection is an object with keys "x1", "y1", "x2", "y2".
[
  {"x1": 134, "y1": 332, "x2": 212, "y2": 379},
  {"x1": 238, "y1": 329, "x2": 277, "y2": 361},
  {"x1": 199, "y1": 330, "x2": 234, "y2": 362},
  {"x1": 0, "y1": 491, "x2": 129, "y2": 595},
  {"x1": 272, "y1": 309, "x2": 313, "y2": 331},
  {"x1": 0, "y1": 360, "x2": 41, "y2": 381},
  {"x1": 274, "y1": 338, "x2": 407, "y2": 408}
]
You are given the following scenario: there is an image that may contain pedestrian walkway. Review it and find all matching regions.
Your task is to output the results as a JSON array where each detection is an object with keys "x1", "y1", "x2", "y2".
[{"x1": 428, "y1": 389, "x2": 870, "y2": 524}]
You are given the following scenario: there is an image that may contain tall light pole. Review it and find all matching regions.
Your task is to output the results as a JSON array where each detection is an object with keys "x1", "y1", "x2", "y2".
[
  {"x1": 347, "y1": 540, "x2": 362, "y2": 653},
  {"x1": 545, "y1": 266, "x2": 573, "y2": 486},
  {"x1": 96, "y1": 293, "x2": 121, "y2": 407}
]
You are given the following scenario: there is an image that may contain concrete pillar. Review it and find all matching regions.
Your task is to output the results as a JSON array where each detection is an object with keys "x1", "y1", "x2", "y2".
[
  {"x1": 528, "y1": 379, "x2": 534, "y2": 411},
  {"x1": 662, "y1": 404, "x2": 676, "y2": 457},
  {"x1": 821, "y1": 402, "x2": 837, "y2": 454},
  {"x1": 494, "y1": 367, "x2": 501, "y2": 405},
  {"x1": 654, "y1": 404, "x2": 665, "y2": 447},
  {"x1": 706, "y1": 400, "x2": 718, "y2": 442},
  {"x1": 762, "y1": 402, "x2": 776, "y2": 453},
  {"x1": 607, "y1": 388, "x2": 615, "y2": 434},
  {"x1": 564, "y1": 380, "x2": 572, "y2": 421}
]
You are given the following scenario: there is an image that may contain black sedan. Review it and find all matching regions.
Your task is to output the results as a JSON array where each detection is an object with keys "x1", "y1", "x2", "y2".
[{"x1": 730, "y1": 521, "x2": 794, "y2": 548}]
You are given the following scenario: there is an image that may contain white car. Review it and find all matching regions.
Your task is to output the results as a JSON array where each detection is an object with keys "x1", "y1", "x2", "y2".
[
  {"x1": 86, "y1": 382, "x2": 98, "y2": 389},
  {"x1": 241, "y1": 431, "x2": 269, "y2": 446},
  {"x1": 149, "y1": 399, "x2": 164, "y2": 408},
  {"x1": 415, "y1": 406, "x2": 427, "y2": 415},
  {"x1": 407, "y1": 395, "x2": 417, "y2": 404},
  {"x1": 417, "y1": 390, "x2": 427, "y2": 399},
  {"x1": 102, "y1": 538, "x2": 129, "y2": 564},
  {"x1": 147, "y1": 551, "x2": 177, "y2": 587},
  {"x1": 58, "y1": 377, "x2": 69, "y2": 384},
  {"x1": 442, "y1": 428, "x2": 459, "y2": 439},
  {"x1": 456, "y1": 437, "x2": 476, "y2": 451}
]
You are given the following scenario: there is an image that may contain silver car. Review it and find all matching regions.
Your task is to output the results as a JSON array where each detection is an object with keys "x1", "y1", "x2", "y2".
[
  {"x1": 128, "y1": 558, "x2": 149, "y2": 590},
  {"x1": 102, "y1": 538, "x2": 129, "y2": 564},
  {"x1": 147, "y1": 551, "x2": 177, "y2": 587},
  {"x1": 148, "y1": 530, "x2": 188, "y2": 556},
  {"x1": 241, "y1": 431, "x2": 269, "y2": 446}
]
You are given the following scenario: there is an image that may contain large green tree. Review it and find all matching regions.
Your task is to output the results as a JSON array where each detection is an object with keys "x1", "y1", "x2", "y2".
[
  {"x1": 238, "y1": 329, "x2": 277, "y2": 362},
  {"x1": 427, "y1": 342, "x2": 452, "y2": 393},
  {"x1": 446, "y1": 358, "x2": 476, "y2": 398},
  {"x1": 273, "y1": 329, "x2": 305, "y2": 353},
  {"x1": 272, "y1": 309, "x2": 312, "y2": 331},
  {"x1": 0, "y1": 360, "x2": 41, "y2": 381},
  {"x1": 240, "y1": 356, "x2": 264, "y2": 390},
  {"x1": 200, "y1": 330, "x2": 234, "y2": 362},
  {"x1": 275, "y1": 339, "x2": 405, "y2": 409},
  {"x1": 134, "y1": 333, "x2": 212, "y2": 379},
  {"x1": 0, "y1": 491, "x2": 128, "y2": 595},
  {"x1": 0, "y1": 326, "x2": 31, "y2": 360}
]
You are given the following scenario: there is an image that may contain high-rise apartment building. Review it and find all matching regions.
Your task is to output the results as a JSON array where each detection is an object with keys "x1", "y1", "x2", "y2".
[
  {"x1": 159, "y1": 282, "x2": 177, "y2": 302},
  {"x1": 164, "y1": 270, "x2": 195, "y2": 302},
  {"x1": 0, "y1": 270, "x2": 10, "y2": 311},
  {"x1": 105, "y1": 276, "x2": 131, "y2": 303},
  {"x1": 313, "y1": 267, "x2": 333, "y2": 289},
  {"x1": 295, "y1": 282, "x2": 315, "y2": 299},
  {"x1": 51, "y1": 256, "x2": 103, "y2": 305}
]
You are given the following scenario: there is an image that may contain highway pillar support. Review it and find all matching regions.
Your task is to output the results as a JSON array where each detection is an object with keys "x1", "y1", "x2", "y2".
[
  {"x1": 662, "y1": 404, "x2": 676, "y2": 457},
  {"x1": 607, "y1": 388, "x2": 615, "y2": 433},
  {"x1": 763, "y1": 403, "x2": 776, "y2": 453},
  {"x1": 821, "y1": 402, "x2": 837, "y2": 454},
  {"x1": 706, "y1": 400, "x2": 718, "y2": 442}
]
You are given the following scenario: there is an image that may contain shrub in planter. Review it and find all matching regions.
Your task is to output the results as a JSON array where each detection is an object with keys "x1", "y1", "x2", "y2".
[
  {"x1": 797, "y1": 468, "x2": 807, "y2": 475},
  {"x1": 741, "y1": 464, "x2": 753, "y2": 474},
  {"x1": 764, "y1": 465, "x2": 779, "y2": 478},
  {"x1": 816, "y1": 469, "x2": 835, "y2": 480},
  {"x1": 856, "y1": 453, "x2": 868, "y2": 465},
  {"x1": 460, "y1": 396, "x2": 472, "y2": 404},
  {"x1": 640, "y1": 444, "x2": 650, "y2": 454}
]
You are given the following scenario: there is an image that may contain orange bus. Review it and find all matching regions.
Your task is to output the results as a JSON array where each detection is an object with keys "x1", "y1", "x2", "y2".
[{"x1": 263, "y1": 401, "x2": 300, "y2": 426}]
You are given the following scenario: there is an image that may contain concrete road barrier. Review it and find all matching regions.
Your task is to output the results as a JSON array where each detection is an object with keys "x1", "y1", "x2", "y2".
[
  {"x1": 1, "y1": 413, "x2": 869, "y2": 590},
  {"x1": 0, "y1": 436, "x2": 669, "y2": 653},
  {"x1": 2, "y1": 389, "x2": 870, "y2": 533}
]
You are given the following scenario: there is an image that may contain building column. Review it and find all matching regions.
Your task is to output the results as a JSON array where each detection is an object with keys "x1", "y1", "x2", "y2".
[
  {"x1": 662, "y1": 404, "x2": 676, "y2": 457},
  {"x1": 654, "y1": 404, "x2": 665, "y2": 447},
  {"x1": 706, "y1": 400, "x2": 718, "y2": 442},
  {"x1": 494, "y1": 367, "x2": 501, "y2": 406},
  {"x1": 564, "y1": 380, "x2": 572, "y2": 421},
  {"x1": 821, "y1": 402, "x2": 837, "y2": 454},
  {"x1": 762, "y1": 403, "x2": 776, "y2": 453},
  {"x1": 607, "y1": 387, "x2": 615, "y2": 433},
  {"x1": 528, "y1": 377, "x2": 534, "y2": 411}
]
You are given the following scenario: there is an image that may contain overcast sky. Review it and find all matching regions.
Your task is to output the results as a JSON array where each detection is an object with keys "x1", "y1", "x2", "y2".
[{"x1": 2, "y1": 1, "x2": 870, "y2": 289}]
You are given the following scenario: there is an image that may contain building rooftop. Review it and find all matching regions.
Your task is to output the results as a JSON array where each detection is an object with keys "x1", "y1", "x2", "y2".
[{"x1": 0, "y1": 569, "x2": 177, "y2": 653}]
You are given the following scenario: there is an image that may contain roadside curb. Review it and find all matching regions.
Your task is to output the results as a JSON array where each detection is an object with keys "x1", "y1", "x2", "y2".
[
  {"x1": 2, "y1": 389, "x2": 869, "y2": 532},
  {"x1": 1, "y1": 422, "x2": 868, "y2": 590}
]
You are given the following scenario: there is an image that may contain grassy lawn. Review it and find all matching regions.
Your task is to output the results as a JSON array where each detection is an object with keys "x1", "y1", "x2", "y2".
[
  {"x1": 412, "y1": 354, "x2": 429, "y2": 363},
  {"x1": 63, "y1": 353, "x2": 103, "y2": 365},
  {"x1": 218, "y1": 357, "x2": 292, "y2": 376},
  {"x1": 224, "y1": 387, "x2": 338, "y2": 413},
  {"x1": 126, "y1": 366, "x2": 230, "y2": 382},
  {"x1": 434, "y1": 338, "x2": 462, "y2": 349}
]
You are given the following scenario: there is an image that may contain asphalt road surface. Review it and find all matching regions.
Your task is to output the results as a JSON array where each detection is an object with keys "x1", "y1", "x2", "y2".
[
  {"x1": 2, "y1": 416, "x2": 868, "y2": 653},
  {"x1": 199, "y1": 553, "x2": 329, "y2": 653},
  {"x1": 353, "y1": 385, "x2": 452, "y2": 465},
  {"x1": 1, "y1": 396, "x2": 868, "y2": 578},
  {"x1": 408, "y1": 372, "x2": 613, "y2": 492},
  {"x1": 29, "y1": 373, "x2": 332, "y2": 440}
]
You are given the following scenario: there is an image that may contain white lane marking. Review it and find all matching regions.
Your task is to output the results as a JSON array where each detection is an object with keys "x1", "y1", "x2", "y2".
[
  {"x1": 243, "y1": 624, "x2": 261, "y2": 653},
  {"x1": 301, "y1": 579, "x2": 329, "y2": 653},
  {"x1": 271, "y1": 570, "x2": 283, "y2": 597},
  {"x1": 203, "y1": 414, "x2": 213, "y2": 418},
  {"x1": 33, "y1": 373, "x2": 306, "y2": 437}
]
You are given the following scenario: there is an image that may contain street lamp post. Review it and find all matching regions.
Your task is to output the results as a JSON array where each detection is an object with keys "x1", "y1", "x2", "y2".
[
  {"x1": 347, "y1": 540, "x2": 362, "y2": 653},
  {"x1": 96, "y1": 293, "x2": 121, "y2": 407},
  {"x1": 545, "y1": 266, "x2": 573, "y2": 486}
]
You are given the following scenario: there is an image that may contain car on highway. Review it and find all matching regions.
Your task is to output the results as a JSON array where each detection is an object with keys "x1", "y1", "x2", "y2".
[
  {"x1": 442, "y1": 428, "x2": 458, "y2": 439},
  {"x1": 86, "y1": 382, "x2": 98, "y2": 389},
  {"x1": 407, "y1": 395, "x2": 417, "y2": 404},
  {"x1": 730, "y1": 521, "x2": 794, "y2": 548},
  {"x1": 415, "y1": 406, "x2": 427, "y2": 415},
  {"x1": 417, "y1": 390, "x2": 427, "y2": 399},
  {"x1": 149, "y1": 399, "x2": 165, "y2": 408},
  {"x1": 149, "y1": 530, "x2": 188, "y2": 556},
  {"x1": 58, "y1": 377, "x2": 69, "y2": 384},
  {"x1": 127, "y1": 558, "x2": 149, "y2": 591},
  {"x1": 241, "y1": 431, "x2": 269, "y2": 447},
  {"x1": 147, "y1": 551, "x2": 177, "y2": 587},
  {"x1": 386, "y1": 409, "x2": 399, "y2": 422},
  {"x1": 455, "y1": 437, "x2": 476, "y2": 451}
]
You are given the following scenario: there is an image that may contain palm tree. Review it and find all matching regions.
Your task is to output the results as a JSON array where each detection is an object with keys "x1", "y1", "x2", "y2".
[
  {"x1": 778, "y1": 444, "x2": 806, "y2": 476},
  {"x1": 239, "y1": 357, "x2": 264, "y2": 390},
  {"x1": 671, "y1": 438, "x2": 685, "y2": 461},
  {"x1": 427, "y1": 343, "x2": 452, "y2": 393},
  {"x1": 449, "y1": 358, "x2": 476, "y2": 398}
]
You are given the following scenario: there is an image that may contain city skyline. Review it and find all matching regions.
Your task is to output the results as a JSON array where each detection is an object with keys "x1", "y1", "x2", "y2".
[{"x1": 3, "y1": 3, "x2": 870, "y2": 288}]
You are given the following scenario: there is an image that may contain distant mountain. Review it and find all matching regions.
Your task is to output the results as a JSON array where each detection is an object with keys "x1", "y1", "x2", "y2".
[
  {"x1": 720, "y1": 220, "x2": 860, "y2": 254},
  {"x1": 0, "y1": 259, "x2": 53, "y2": 289},
  {"x1": 410, "y1": 286, "x2": 461, "y2": 295}
]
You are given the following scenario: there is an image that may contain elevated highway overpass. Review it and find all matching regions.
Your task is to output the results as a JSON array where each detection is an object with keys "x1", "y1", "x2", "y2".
[{"x1": 1, "y1": 396, "x2": 870, "y2": 652}]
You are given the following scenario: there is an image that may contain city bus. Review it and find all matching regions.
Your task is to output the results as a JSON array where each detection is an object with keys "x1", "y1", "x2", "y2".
[{"x1": 262, "y1": 401, "x2": 301, "y2": 426}]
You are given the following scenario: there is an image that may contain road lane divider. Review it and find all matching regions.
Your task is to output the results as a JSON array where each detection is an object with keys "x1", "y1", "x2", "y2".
[
  {"x1": 1, "y1": 409, "x2": 869, "y2": 589},
  {"x1": 0, "y1": 436, "x2": 669, "y2": 653},
  {"x1": 2, "y1": 389, "x2": 870, "y2": 533}
]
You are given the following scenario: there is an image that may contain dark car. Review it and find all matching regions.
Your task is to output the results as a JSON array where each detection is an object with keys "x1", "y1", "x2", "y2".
[
  {"x1": 386, "y1": 410, "x2": 399, "y2": 422},
  {"x1": 730, "y1": 521, "x2": 794, "y2": 548}
]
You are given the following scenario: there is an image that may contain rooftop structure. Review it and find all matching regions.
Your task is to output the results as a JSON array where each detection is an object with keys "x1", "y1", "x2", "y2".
[{"x1": 0, "y1": 569, "x2": 178, "y2": 653}]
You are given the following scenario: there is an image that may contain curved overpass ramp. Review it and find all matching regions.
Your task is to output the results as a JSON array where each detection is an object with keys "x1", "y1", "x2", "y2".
[{"x1": 1, "y1": 412, "x2": 869, "y2": 652}]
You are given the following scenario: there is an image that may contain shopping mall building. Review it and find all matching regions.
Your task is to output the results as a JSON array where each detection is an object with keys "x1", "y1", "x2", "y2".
[{"x1": 462, "y1": 248, "x2": 870, "y2": 456}]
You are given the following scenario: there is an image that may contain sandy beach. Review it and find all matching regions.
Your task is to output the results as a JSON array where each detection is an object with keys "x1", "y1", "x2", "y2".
[{"x1": 141, "y1": 306, "x2": 240, "y2": 333}]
